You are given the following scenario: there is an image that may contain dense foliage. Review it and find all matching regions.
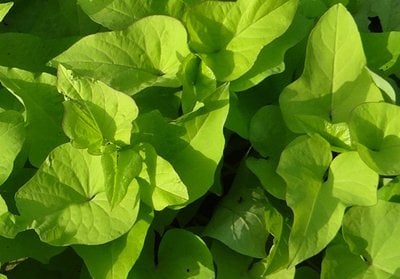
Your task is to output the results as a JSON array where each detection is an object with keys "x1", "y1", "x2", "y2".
[{"x1": 0, "y1": 0, "x2": 400, "y2": 278}]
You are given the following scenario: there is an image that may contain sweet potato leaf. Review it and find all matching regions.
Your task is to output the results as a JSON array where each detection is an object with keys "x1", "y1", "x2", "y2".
[
  {"x1": 15, "y1": 143, "x2": 140, "y2": 246},
  {"x1": 349, "y1": 102, "x2": 400, "y2": 176},
  {"x1": 185, "y1": 0, "x2": 298, "y2": 81},
  {"x1": 51, "y1": 15, "x2": 190, "y2": 95},
  {"x1": 279, "y1": 4, "x2": 383, "y2": 150},
  {"x1": 277, "y1": 135, "x2": 345, "y2": 266},
  {"x1": 0, "y1": 67, "x2": 67, "y2": 167}
]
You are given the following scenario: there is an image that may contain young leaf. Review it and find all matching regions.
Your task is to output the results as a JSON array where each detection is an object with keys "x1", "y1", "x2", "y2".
[
  {"x1": 74, "y1": 205, "x2": 153, "y2": 279},
  {"x1": 0, "y1": 110, "x2": 25, "y2": 186},
  {"x1": 156, "y1": 229, "x2": 215, "y2": 279},
  {"x1": 57, "y1": 65, "x2": 139, "y2": 153},
  {"x1": 51, "y1": 15, "x2": 190, "y2": 95},
  {"x1": 15, "y1": 143, "x2": 140, "y2": 246},
  {"x1": 349, "y1": 102, "x2": 400, "y2": 176},
  {"x1": 135, "y1": 143, "x2": 188, "y2": 211},
  {"x1": 0, "y1": 67, "x2": 67, "y2": 167},
  {"x1": 277, "y1": 135, "x2": 345, "y2": 266},
  {"x1": 279, "y1": 4, "x2": 383, "y2": 149},
  {"x1": 185, "y1": 0, "x2": 298, "y2": 81},
  {"x1": 329, "y1": 152, "x2": 379, "y2": 206},
  {"x1": 204, "y1": 164, "x2": 270, "y2": 258},
  {"x1": 0, "y1": 2, "x2": 13, "y2": 22}
]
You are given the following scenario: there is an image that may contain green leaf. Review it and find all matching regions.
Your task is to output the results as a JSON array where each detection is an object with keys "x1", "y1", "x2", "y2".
[
  {"x1": 277, "y1": 135, "x2": 345, "y2": 266},
  {"x1": 362, "y1": 32, "x2": 400, "y2": 75},
  {"x1": 204, "y1": 164, "x2": 270, "y2": 258},
  {"x1": 0, "y1": 230, "x2": 64, "y2": 264},
  {"x1": 247, "y1": 158, "x2": 286, "y2": 200},
  {"x1": 0, "y1": 2, "x2": 13, "y2": 22},
  {"x1": 133, "y1": 84, "x2": 229, "y2": 203},
  {"x1": 211, "y1": 241, "x2": 253, "y2": 279},
  {"x1": 0, "y1": 110, "x2": 25, "y2": 186},
  {"x1": 134, "y1": 143, "x2": 189, "y2": 211},
  {"x1": 77, "y1": 0, "x2": 186, "y2": 30},
  {"x1": 185, "y1": 0, "x2": 298, "y2": 81},
  {"x1": 57, "y1": 65, "x2": 139, "y2": 153},
  {"x1": 0, "y1": 34, "x2": 76, "y2": 73},
  {"x1": 330, "y1": 152, "x2": 379, "y2": 206},
  {"x1": 249, "y1": 105, "x2": 294, "y2": 159},
  {"x1": 51, "y1": 15, "x2": 190, "y2": 95},
  {"x1": 279, "y1": 4, "x2": 383, "y2": 149},
  {"x1": 0, "y1": 67, "x2": 67, "y2": 167},
  {"x1": 352, "y1": 0, "x2": 400, "y2": 32},
  {"x1": 15, "y1": 143, "x2": 140, "y2": 246},
  {"x1": 323, "y1": 200, "x2": 400, "y2": 278},
  {"x1": 349, "y1": 102, "x2": 400, "y2": 176},
  {"x1": 156, "y1": 229, "x2": 215, "y2": 279},
  {"x1": 74, "y1": 205, "x2": 153, "y2": 279},
  {"x1": 0, "y1": 0, "x2": 101, "y2": 38}
]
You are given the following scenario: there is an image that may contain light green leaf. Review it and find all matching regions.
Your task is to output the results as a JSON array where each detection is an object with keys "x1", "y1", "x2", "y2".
[
  {"x1": 185, "y1": 0, "x2": 298, "y2": 81},
  {"x1": 204, "y1": 164, "x2": 269, "y2": 258},
  {"x1": 0, "y1": 110, "x2": 25, "y2": 186},
  {"x1": 74, "y1": 205, "x2": 153, "y2": 279},
  {"x1": 51, "y1": 15, "x2": 190, "y2": 95},
  {"x1": 156, "y1": 229, "x2": 215, "y2": 279},
  {"x1": 0, "y1": 67, "x2": 67, "y2": 167},
  {"x1": 15, "y1": 143, "x2": 140, "y2": 246},
  {"x1": 132, "y1": 83, "x2": 229, "y2": 203},
  {"x1": 323, "y1": 200, "x2": 400, "y2": 278},
  {"x1": 330, "y1": 152, "x2": 378, "y2": 206},
  {"x1": 0, "y1": 2, "x2": 13, "y2": 22},
  {"x1": 0, "y1": 230, "x2": 64, "y2": 264},
  {"x1": 349, "y1": 102, "x2": 400, "y2": 176},
  {"x1": 77, "y1": 0, "x2": 186, "y2": 30},
  {"x1": 135, "y1": 143, "x2": 188, "y2": 211},
  {"x1": 378, "y1": 176, "x2": 400, "y2": 202},
  {"x1": 277, "y1": 135, "x2": 345, "y2": 266},
  {"x1": 279, "y1": 4, "x2": 383, "y2": 149},
  {"x1": 230, "y1": 11, "x2": 313, "y2": 92},
  {"x1": 57, "y1": 65, "x2": 139, "y2": 153},
  {"x1": 248, "y1": 203, "x2": 291, "y2": 276},
  {"x1": 265, "y1": 268, "x2": 295, "y2": 279},
  {"x1": 179, "y1": 54, "x2": 217, "y2": 114},
  {"x1": 368, "y1": 69, "x2": 397, "y2": 103}
]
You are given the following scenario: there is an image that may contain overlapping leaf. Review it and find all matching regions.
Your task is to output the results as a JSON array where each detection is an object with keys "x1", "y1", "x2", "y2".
[
  {"x1": 0, "y1": 110, "x2": 25, "y2": 185},
  {"x1": 349, "y1": 102, "x2": 400, "y2": 175},
  {"x1": 57, "y1": 65, "x2": 139, "y2": 154},
  {"x1": 277, "y1": 135, "x2": 345, "y2": 266},
  {"x1": 185, "y1": 0, "x2": 298, "y2": 81},
  {"x1": 74, "y1": 205, "x2": 153, "y2": 279},
  {"x1": 51, "y1": 15, "x2": 190, "y2": 95},
  {"x1": 279, "y1": 4, "x2": 383, "y2": 150},
  {"x1": 0, "y1": 67, "x2": 67, "y2": 167}
]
